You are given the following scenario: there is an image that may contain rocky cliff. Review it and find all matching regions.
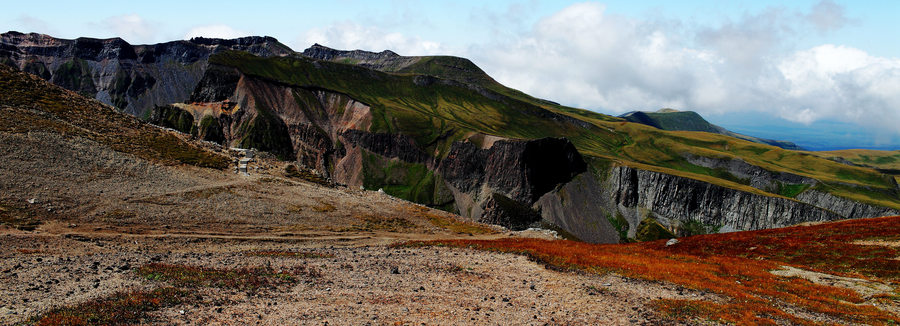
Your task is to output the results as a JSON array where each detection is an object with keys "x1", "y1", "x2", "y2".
[
  {"x1": 0, "y1": 31, "x2": 292, "y2": 117},
  {"x1": 536, "y1": 165, "x2": 865, "y2": 243},
  {"x1": 438, "y1": 137, "x2": 587, "y2": 229}
]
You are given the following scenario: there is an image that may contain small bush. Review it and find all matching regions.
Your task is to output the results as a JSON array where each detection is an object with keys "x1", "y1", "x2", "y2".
[{"x1": 33, "y1": 287, "x2": 189, "y2": 326}]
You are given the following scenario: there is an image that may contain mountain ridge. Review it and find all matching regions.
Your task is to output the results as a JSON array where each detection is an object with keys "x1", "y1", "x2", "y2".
[{"x1": 620, "y1": 109, "x2": 803, "y2": 150}]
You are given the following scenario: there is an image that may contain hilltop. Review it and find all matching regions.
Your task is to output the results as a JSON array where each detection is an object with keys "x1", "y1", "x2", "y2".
[{"x1": 620, "y1": 109, "x2": 803, "y2": 150}]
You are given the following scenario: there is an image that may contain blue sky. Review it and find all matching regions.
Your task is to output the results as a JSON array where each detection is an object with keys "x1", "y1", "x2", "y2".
[{"x1": 3, "y1": 0, "x2": 899, "y2": 149}]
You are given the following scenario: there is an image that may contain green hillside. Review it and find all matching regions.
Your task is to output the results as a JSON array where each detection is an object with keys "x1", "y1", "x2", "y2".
[{"x1": 211, "y1": 51, "x2": 900, "y2": 210}]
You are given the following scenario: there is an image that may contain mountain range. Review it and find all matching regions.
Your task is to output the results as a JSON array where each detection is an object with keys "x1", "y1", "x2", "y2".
[{"x1": 2, "y1": 31, "x2": 898, "y2": 244}]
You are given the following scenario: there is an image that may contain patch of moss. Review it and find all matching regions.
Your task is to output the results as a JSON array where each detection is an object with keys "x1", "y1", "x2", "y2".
[
  {"x1": 361, "y1": 150, "x2": 454, "y2": 208},
  {"x1": 635, "y1": 217, "x2": 676, "y2": 242},
  {"x1": 32, "y1": 287, "x2": 189, "y2": 326},
  {"x1": 52, "y1": 58, "x2": 96, "y2": 97},
  {"x1": 679, "y1": 219, "x2": 722, "y2": 237},
  {"x1": 776, "y1": 182, "x2": 811, "y2": 198},
  {"x1": 607, "y1": 213, "x2": 630, "y2": 242}
]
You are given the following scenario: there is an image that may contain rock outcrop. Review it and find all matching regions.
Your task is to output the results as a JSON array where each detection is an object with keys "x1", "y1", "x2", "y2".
[
  {"x1": 438, "y1": 138, "x2": 587, "y2": 229},
  {"x1": 534, "y1": 164, "x2": 896, "y2": 243},
  {"x1": 0, "y1": 31, "x2": 292, "y2": 117},
  {"x1": 796, "y1": 190, "x2": 899, "y2": 218},
  {"x1": 684, "y1": 154, "x2": 818, "y2": 193},
  {"x1": 302, "y1": 43, "x2": 421, "y2": 72}
]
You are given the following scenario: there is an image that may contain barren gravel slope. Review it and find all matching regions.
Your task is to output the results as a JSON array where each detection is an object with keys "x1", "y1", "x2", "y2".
[{"x1": 0, "y1": 232, "x2": 713, "y2": 325}]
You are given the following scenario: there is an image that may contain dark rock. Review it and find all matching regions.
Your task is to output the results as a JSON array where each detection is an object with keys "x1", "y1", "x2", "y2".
[
  {"x1": 149, "y1": 105, "x2": 194, "y2": 134},
  {"x1": 0, "y1": 32, "x2": 293, "y2": 117}
]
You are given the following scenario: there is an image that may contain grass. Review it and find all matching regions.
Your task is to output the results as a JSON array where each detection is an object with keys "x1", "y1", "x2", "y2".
[
  {"x1": 777, "y1": 182, "x2": 811, "y2": 198},
  {"x1": 32, "y1": 287, "x2": 189, "y2": 326},
  {"x1": 136, "y1": 263, "x2": 319, "y2": 291},
  {"x1": 311, "y1": 201, "x2": 336, "y2": 212},
  {"x1": 403, "y1": 215, "x2": 900, "y2": 325},
  {"x1": 812, "y1": 149, "x2": 900, "y2": 170}
]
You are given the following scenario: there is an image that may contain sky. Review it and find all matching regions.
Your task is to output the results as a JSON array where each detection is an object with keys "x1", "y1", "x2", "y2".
[{"x1": 3, "y1": 0, "x2": 899, "y2": 150}]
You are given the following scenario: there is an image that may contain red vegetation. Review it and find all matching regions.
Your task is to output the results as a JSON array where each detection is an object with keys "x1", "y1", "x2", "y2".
[
  {"x1": 34, "y1": 287, "x2": 188, "y2": 326},
  {"x1": 405, "y1": 216, "x2": 900, "y2": 325}
]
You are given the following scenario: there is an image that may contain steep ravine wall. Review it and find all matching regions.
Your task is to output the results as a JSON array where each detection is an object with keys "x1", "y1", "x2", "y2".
[
  {"x1": 796, "y1": 190, "x2": 898, "y2": 218},
  {"x1": 536, "y1": 165, "x2": 900, "y2": 244}
]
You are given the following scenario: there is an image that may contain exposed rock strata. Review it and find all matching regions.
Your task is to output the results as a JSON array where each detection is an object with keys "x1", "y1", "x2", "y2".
[
  {"x1": 535, "y1": 165, "x2": 894, "y2": 243},
  {"x1": 0, "y1": 32, "x2": 292, "y2": 117},
  {"x1": 438, "y1": 138, "x2": 587, "y2": 228}
]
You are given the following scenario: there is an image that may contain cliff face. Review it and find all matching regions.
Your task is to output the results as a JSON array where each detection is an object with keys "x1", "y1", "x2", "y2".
[
  {"x1": 0, "y1": 31, "x2": 292, "y2": 117},
  {"x1": 605, "y1": 166, "x2": 842, "y2": 232},
  {"x1": 796, "y1": 190, "x2": 899, "y2": 218},
  {"x1": 534, "y1": 164, "x2": 898, "y2": 243},
  {"x1": 438, "y1": 138, "x2": 587, "y2": 229},
  {"x1": 684, "y1": 154, "x2": 818, "y2": 193}
]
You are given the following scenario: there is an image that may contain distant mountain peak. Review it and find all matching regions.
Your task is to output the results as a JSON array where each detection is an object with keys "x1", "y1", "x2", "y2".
[{"x1": 620, "y1": 109, "x2": 803, "y2": 150}]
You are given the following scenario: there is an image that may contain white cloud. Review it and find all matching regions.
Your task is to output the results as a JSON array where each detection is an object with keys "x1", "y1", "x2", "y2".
[
  {"x1": 776, "y1": 44, "x2": 900, "y2": 130},
  {"x1": 474, "y1": 2, "x2": 722, "y2": 112},
  {"x1": 301, "y1": 22, "x2": 447, "y2": 56},
  {"x1": 468, "y1": 1, "x2": 900, "y2": 137},
  {"x1": 805, "y1": 0, "x2": 851, "y2": 33},
  {"x1": 101, "y1": 14, "x2": 157, "y2": 43},
  {"x1": 184, "y1": 24, "x2": 249, "y2": 40}
]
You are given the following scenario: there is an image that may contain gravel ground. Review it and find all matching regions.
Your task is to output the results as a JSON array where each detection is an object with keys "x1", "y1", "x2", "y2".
[{"x1": 0, "y1": 232, "x2": 714, "y2": 325}]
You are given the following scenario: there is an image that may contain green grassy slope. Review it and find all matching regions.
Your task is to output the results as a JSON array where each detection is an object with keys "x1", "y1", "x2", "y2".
[
  {"x1": 212, "y1": 51, "x2": 899, "y2": 210},
  {"x1": 812, "y1": 149, "x2": 900, "y2": 170}
]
